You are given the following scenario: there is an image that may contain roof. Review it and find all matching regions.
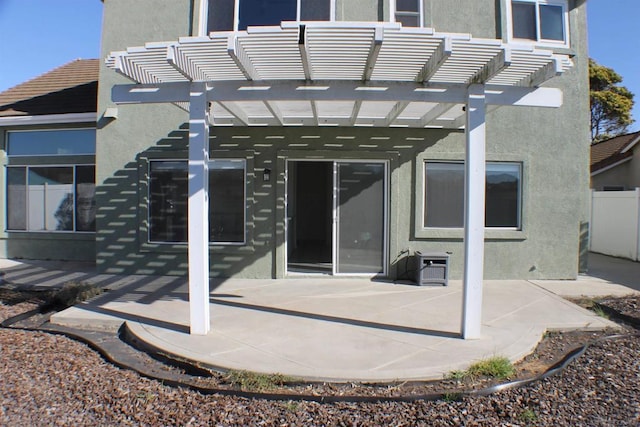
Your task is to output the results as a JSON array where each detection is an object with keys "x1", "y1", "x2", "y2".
[
  {"x1": 591, "y1": 131, "x2": 640, "y2": 173},
  {"x1": 106, "y1": 22, "x2": 572, "y2": 129},
  {"x1": 0, "y1": 59, "x2": 99, "y2": 117}
]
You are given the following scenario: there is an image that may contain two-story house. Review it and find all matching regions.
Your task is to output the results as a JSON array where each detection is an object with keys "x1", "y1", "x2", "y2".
[{"x1": 2, "y1": 1, "x2": 589, "y2": 336}]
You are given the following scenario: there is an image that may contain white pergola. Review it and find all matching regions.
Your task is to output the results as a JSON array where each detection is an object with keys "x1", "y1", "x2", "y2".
[{"x1": 107, "y1": 22, "x2": 572, "y2": 339}]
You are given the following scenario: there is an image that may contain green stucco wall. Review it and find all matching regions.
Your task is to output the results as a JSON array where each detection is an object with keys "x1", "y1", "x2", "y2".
[{"x1": 96, "y1": 0, "x2": 591, "y2": 280}]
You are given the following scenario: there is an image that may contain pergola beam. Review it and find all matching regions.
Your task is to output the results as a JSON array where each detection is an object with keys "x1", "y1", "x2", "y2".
[{"x1": 112, "y1": 81, "x2": 563, "y2": 106}]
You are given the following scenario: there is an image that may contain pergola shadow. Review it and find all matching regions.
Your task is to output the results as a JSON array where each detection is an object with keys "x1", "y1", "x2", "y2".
[{"x1": 211, "y1": 297, "x2": 461, "y2": 339}]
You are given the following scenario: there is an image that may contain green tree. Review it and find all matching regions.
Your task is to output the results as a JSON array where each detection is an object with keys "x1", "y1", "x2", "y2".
[{"x1": 590, "y1": 59, "x2": 635, "y2": 142}]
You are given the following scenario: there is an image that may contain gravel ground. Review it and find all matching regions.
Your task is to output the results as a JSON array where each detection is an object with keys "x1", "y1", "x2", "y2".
[{"x1": 1, "y1": 290, "x2": 639, "y2": 426}]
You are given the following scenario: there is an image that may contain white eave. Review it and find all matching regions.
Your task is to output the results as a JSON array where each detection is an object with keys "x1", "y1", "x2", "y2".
[
  {"x1": 106, "y1": 22, "x2": 573, "y2": 129},
  {"x1": 0, "y1": 112, "x2": 97, "y2": 127}
]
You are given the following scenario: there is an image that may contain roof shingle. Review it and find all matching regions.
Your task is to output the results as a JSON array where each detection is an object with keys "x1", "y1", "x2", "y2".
[
  {"x1": 591, "y1": 131, "x2": 640, "y2": 173},
  {"x1": 0, "y1": 59, "x2": 99, "y2": 117}
]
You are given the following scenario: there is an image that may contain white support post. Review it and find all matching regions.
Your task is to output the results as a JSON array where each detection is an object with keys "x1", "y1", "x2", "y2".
[
  {"x1": 188, "y1": 82, "x2": 211, "y2": 335},
  {"x1": 462, "y1": 84, "x2": 486, "y2": 340}
]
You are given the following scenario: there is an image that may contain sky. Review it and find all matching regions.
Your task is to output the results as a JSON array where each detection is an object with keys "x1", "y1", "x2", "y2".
[{"x1": 0, "y1": 0, "x2": 638, "y2": 131}]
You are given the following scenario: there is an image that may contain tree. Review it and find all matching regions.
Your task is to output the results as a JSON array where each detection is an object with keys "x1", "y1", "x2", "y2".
[{"x1": 590, "y1": 59, "x2": 635, "y2": 142}]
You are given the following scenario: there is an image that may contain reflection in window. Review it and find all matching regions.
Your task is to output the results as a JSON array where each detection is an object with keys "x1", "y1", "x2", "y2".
[
  {"x1": 7, "y1": 129, "x2": 96, "y2": 156},
  {"x1": 395, "y1": 0, "x2": 421, "y2": 27},
  {"x1": 511, "y1": 0, "x2": 566, "y2": 43},
  {"x1": 208, "y1": 0, "x2": 330, "y2": 32},
  {"x1": 424, "y1": 162, "x2": 521, "y2": 229},
  {"x1": 6, "y1": 166, "x2": 96, "y2": 232},
  {"x1": 148, "y1": 159, "x2": 246, "y2": 244}
]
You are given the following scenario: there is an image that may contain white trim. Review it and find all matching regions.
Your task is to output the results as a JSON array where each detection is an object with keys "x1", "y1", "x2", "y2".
[
  {"x1": 505, "y1": 0, "x2": 569, "y2": 48},
  {"x1": 590, "y1": 156, "x2": 633, "y2": 177},
  {"x1": 0, "y1": 113, "x2": 97, "y2": 127},
  {"x1": 284, "y1": 158, "x2": 389, "y2": 277},
  {"x1": 620, "y1": 134, "x2": 640, "y2": 154}
]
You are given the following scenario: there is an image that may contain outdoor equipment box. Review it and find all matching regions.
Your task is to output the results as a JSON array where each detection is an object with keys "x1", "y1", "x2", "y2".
[{"x1": 415, "y1": 252, "x2": 449, "y2": 286}]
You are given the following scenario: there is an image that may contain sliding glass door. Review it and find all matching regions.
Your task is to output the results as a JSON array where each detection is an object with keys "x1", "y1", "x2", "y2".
[
  {"x1": 286, "y1": 160, "x2": 386, "y2": 276},
  {"x1": 335, "y1": 162, "x2": 385, "y2": 274}
]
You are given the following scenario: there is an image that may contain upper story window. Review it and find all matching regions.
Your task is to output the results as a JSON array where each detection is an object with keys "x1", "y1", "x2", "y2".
[
  {"x1": 207, "y1": 0, "x2": 331, "y2": 32},
  {"x1": 205, "y1": 1, "x2": 424, "y2": 32},
  {"x1": 394, "y1": 0, "x2": 423, "y2": 27},
  {"x1": 509, "y1": 0, "x2": 568, "y2": 46}
]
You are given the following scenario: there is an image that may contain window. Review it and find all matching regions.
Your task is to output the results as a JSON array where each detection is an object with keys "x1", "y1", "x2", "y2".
[
  {"x1": 7, "y1": 129, "x2": 96, "y2": 156},
  {"x1": 394, "y1": 0, "x2": 422, "y2": 27},
  {"x1": 5, "y1": 129, "x2": 96, "y2": 233},
  {"x1": 510, "y1": 0, "x2": 567, "y2": 45},
  {"x1": 148, "y1": 159, "x2": 246, "y2": 244},
  {"x1": 424, "y1": 162, "x2": 522, "y2": 229},
  {"x1": 6, "y1": 165, "x2": 96, "y2": 232},
  {"x1": 207, "y1": 0, "x2": 331, "y2": 32}
]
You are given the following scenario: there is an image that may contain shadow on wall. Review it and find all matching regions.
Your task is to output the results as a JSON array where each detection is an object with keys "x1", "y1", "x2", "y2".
[{"x1": 95, "y1": 122, "x2": 452, "y2": 278}]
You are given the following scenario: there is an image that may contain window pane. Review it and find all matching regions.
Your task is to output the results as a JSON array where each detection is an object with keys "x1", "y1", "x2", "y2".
[
  {"x1": 28, "y1": 167, "x2": 74, "y2": 231},
  {"x1": 512, "y1": 2, "x2": 537, "y2": 40},
  {"x1": 209, "y1": 160, "x2": 245, "y2": 243},
  {"x1": 396, "y1": 14, "x2": 419, "y2": 27},
  {"x1": 486, "y1": 164, "x2": 521, "y2": 228},
  {"x1": 540, "y1": 4, "x2": 564, "y2": 41},
  {"x1": 76, "y1": 166, "x2": 96, "y2": 232},
  {"x1": 149, "y1": 162, "x2": 188, "y2": 243},
  {"x1": 208, "y1": 0, "x2": 235, "y2": 31},
  {"x1": 301, "y1": 0, "x2": 330, "y2": 20},
  {"x1": 424, "y1": 163, "x2": 464, "y2": 228},
  {"x1": 396, "y1": 0, "x2": 419, "y2": 12},
  {"x1": 239, "y1": 0, "x2": 297, "y2": 30},
  {"x1": 424, "y1": 162, "x2": 522, "y2": 229},
  {"x1": 7, "y1": 129, "x2": 96, "y2": 156},
  {"x1": 7, "y1": 167, "x2": 27, "y2": 230}
]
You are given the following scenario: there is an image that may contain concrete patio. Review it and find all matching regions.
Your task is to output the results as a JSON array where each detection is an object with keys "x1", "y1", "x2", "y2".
[{"x1": 1, "y1": 255, "x2": 637, "y2": 382}]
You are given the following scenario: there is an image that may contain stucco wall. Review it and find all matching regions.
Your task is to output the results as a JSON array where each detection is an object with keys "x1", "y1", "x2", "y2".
[{"x1": 96, "y1": 0, "x2": 590, "y2": 279}]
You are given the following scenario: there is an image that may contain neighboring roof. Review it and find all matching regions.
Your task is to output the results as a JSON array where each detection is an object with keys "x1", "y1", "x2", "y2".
[
  {"x1": 0, "y1": 59, "x2": 99, "y2": 117},
  {"x1": 591, "y1": 131, "x2": 640, "y2": 173}
]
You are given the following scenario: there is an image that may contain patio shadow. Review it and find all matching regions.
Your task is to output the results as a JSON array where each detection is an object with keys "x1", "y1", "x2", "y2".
[{"x1": 210, "y1": 297, "x2": 461, "y2": 339}]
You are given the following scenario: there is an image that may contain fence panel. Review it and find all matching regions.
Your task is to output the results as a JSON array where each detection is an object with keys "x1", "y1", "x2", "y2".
[{"x1": 590, "y1": 189, "x2": 640, "y2": 261}]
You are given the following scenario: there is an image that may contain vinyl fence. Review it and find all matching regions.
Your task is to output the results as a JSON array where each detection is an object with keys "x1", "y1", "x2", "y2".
[{"x1": 590, "y1": 189, "x2": 640, "y2": 261}]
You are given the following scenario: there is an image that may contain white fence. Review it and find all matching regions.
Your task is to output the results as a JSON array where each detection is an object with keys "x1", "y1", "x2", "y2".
[{"x1": 590, "y1": 189, "x2": 640, "y2": 261}]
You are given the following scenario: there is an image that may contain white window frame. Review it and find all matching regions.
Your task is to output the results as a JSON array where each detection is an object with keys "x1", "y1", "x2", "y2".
[
  {"x1": 201, "y1": 0, "x2": 337, "y2": 34},
  {"x1": 390, "y1": 0, "x2": 424, "y2": 28},
  {"x1": 505, "y1": 0, "x2": 569, "y2": 48}
]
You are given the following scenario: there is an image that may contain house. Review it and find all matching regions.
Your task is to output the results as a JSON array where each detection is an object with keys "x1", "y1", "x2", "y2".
[
  {"x1": 3, "y1": 1, "x2": 590, "y2": 337},
  {"x1": 590, "y1": 131, "x2": 640, "y2": 190},
  {"x1": 0, "y1": 59, "x2": 98, "y2": 261}
]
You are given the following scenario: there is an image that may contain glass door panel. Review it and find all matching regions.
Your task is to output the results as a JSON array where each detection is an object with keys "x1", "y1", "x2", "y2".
[{"x1": 336, "y1": 162, "x2": 385, "y2": 274}]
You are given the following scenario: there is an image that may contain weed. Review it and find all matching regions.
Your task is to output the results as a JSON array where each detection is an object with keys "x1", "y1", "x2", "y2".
[
  {"x1": 442, "y1": 392, "x2": 462, "y2": 402},
  {"x1": 445, "y1": 370, "x2": 467, "y2": 381},
  {"x1": 225, "y1": 370, "x2": 291, "y2": 391},
  {"x1": 447, "y1": 356, "x2": 515, "y2": 381},
  {"x1": 284, "y1": 400, "x2": 299, "y2": 412},
  {"x1": 519, "y1": 408, "x2": 538, "y2": 424},
  {"x1": 45, "y1": 281, "x2": 103, "y2": 310},
  {"x1": 467, "y1": 356, "x2": 515, "y2": 379},
  {"x1": 591, "y1": 304, "x2": 610, "y2": 319}
]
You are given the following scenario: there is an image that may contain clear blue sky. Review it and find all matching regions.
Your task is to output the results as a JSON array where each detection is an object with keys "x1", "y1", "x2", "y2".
[{"x1": 0, "y1": 0, "x2": 638, "y2": 131}]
